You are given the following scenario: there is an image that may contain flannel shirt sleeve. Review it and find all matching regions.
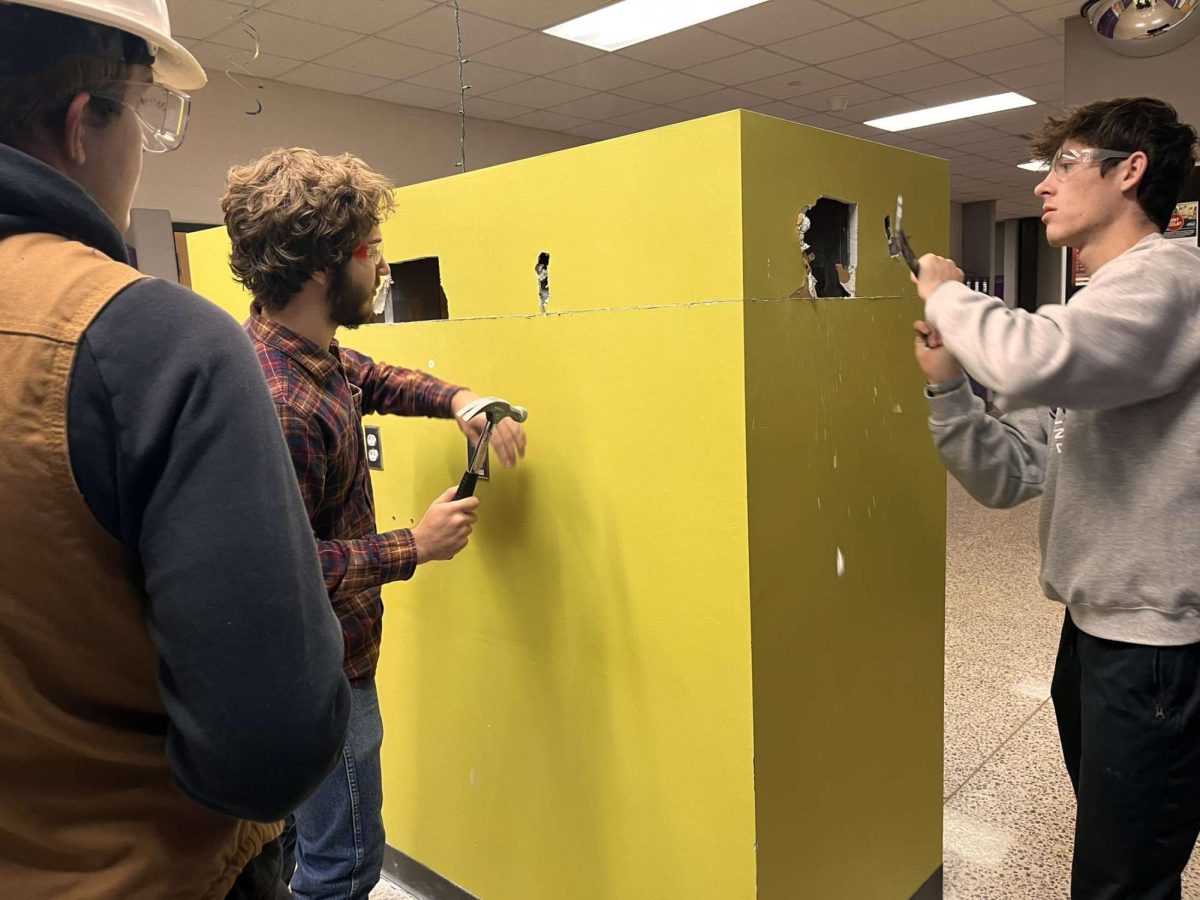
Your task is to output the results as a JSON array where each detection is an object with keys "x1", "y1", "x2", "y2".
[
  {"x1": 340, "y1": 346, "x2": 462, "y2": 418},
  {"x1": 276, "y1": 406, "x2": 419, "y2": 603}
]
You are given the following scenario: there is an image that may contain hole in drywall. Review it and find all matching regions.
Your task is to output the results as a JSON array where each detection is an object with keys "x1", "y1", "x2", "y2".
[
  {"x1": 373, "y1": 257, "x2": 450, "y2": 323},
  {"x1": 535, "y1": 251, "x2": 550, "y2": 314},
  {"x1": 792, "y1": 197, "x2": 858, "y2": 299}
]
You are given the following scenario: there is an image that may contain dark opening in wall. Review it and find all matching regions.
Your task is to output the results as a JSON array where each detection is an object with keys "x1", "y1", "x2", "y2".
[
  {"x1": 796, "y1": 197, "x2": 858, "y2": 299},
  {"x1": 371, "y1": 257, "x2": 450, "y2": 324}
]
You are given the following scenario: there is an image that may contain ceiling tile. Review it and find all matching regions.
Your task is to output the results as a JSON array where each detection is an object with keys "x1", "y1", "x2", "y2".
[
  {"x1": 564, "y1": 122, "x2": 636, "y2": 140},
  {"x1": 470, "y1": 31, "x2": 603, "y2": 75},
  {"x1": 993, "y1": 61, "x2": 1063, "y2": 89},
  {"x1": 671, "y1": 87, "x2": 774, "y2": 116},
  {"x1": 685, "y1": 49, "x2": 799, "y2": 86},
  {"x1": 749, "y1": 100, "x2": 809, "y2": 120},
  {"x1": 770, "y1": 21, "x2": 899, "y2": 65},
  {"x1": 1018, "y1": 2, "x2": 1080, "y2": 34},
  {"x1": 379, "y1": 5, "x2": 526, "y2": 54},
  {"x1": 618, "y1": 28, "x2": 753, "y2": 68},
  {"x1": 903, "y1": 76, "x2": 1010, "y2": 107},
  {"x1": 797, "y1": 112, "x2": 854, "y2": 132},
  {"x1": 169, "y1": 0, "x2": 245, "y2": 40},
  {"x1": 460, "y1": 95, "x2": 534, "y2": 121},
  {"x1": 508, "y1": 109, "x2": 589, "y2": 132},
  {"x1": 613, "y1": 72, "x2": 725, "y2": 104},
  {"x1": 366, "y1": 81, "x2": 461, "y2": 109},
  {"x1": 836, "y1": 95, "x2": 922, "y2": 122},
  {"x1": 958, "y1": 37, "x2": 1062, "y2": 76},
  {"x1": 868, "y1": 0, "x2": 1009, "y2": 40},
  {"x1": 969, "y1": 104, "x2": 1053, "y2": 133},
  {"x1": 275, "y1": 63, "x2": 392, "y2": 95},
  {"x1": 608, "y1": 106, "x2": 697, "y2": 130},
  {"x1": 794, "y1": 81, "x2": 888, "y2": 112},
  {"x1": 1024, "y1": 80, "x2": 1065, "y2": 104},
  {"x1": 315, "y1": 37, "x2": 452, "y2": 80},
  {"x1": 867, "y1": 60, "x2": 976, "y2": 94},
  {"x1": 913, "y1": 15, "x2": 1044, "y2": 58},
  {"x1": 184, "y1": 40, "x2": 302, "y2": 79},
  {"x1": 267, "y1": 0, "x2": 433, "y2": 35},
  {"x1": 210, "y1": 10, "x2": 361, "y2": 61},
  {"x1": 551, "y1": 56, "x2": 669, "y2": 91},
  {"x1": 835, "y1": 0, "x2": 928, "y2": 12},
  {"x1": 705, "y1": 0, "x2": 850, "y2": 45},
  {"x1": 821, "y1": 43, "x2": 941, "y2": 81},
  {"x1": 408, "y1": 61, "x2": 529, "y2": 94},
  {"x1": 481, "y1": 76, "x2": 594, "y2": 107},
  {"x1": 740, "y1": 67, "x2": 848, "y2": 101},
  {"x1": 910, "y1": 122, "x2": 1007, "y2": 143},
  {"x1": 549, "y1": 92, "x2": 651, "y2": 120},
  {"x1": 455, "y1": 0, "x2": 610, "y2": 29}
]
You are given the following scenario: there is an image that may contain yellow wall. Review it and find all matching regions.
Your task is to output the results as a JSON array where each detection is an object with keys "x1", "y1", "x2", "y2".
[
  {"x1": 736, "y1": 112, "x2": 948, "y2": 897},
  {"x1": 184, "y1": 110, "x2": 948, "y2": 898},
  {"x1": 377, "y1": 113, "x2": 745, "y2": 319},
  {"x1": 347, "y1": 305, "x2": 757, "y2": 899}
]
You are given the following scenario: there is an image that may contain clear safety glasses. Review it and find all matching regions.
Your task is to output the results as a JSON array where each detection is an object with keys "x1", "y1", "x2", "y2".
[{"x1": 91, "y1": 80, "x2": 191, "y2": 153}]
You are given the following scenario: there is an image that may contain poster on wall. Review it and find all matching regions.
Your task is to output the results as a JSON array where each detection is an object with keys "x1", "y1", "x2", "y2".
[{"x1": 1164, "y1": 201, "x2": 1198, "y2": 245}]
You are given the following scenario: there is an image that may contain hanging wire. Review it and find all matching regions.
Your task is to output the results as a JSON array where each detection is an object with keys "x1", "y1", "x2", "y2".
[
  {"x1": 224, "y1": 20, "x2": 264, "y2": 115},
  {"x1": 453, "y1": 0, "x2": 470, "y2": 171}
]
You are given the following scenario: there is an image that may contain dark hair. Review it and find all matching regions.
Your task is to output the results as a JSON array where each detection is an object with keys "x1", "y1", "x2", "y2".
[
  {"x1": 1031, "y1": 97, "x2": 1198, "y2": 230},
  {"x1": 0, "y1": 6, "x2": 150, "y2": 149},
  {"x1": 221, "y1": 148, "x2": 396, "y2": 312}
]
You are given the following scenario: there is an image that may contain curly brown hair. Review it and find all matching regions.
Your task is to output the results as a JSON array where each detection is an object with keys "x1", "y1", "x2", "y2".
[
  {"x1": 221, "y1": 148, "x2": 396, "y2": 312},
  {"x1": 1031, "y1": 97, "x2": 1198, "y2": 231}
]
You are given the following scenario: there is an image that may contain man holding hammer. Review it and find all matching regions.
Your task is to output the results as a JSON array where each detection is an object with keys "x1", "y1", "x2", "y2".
[{"x1": 221, "y1": 148, "x2": 526, "y2": 900}]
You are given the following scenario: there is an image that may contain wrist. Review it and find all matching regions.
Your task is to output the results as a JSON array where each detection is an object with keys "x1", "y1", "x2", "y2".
[{"x1": 925, "y1": 373, "x2": 967, "y2": 396}]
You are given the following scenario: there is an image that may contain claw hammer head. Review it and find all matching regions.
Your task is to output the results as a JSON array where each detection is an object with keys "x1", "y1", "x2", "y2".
[{"x1": 458, "y1": 396, "x2": 528, "y2": 473}]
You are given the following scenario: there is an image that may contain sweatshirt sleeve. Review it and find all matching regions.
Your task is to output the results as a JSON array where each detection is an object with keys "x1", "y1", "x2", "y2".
[
  {"x1": 926, "y1": 380, "x2": 1050, "y2": 509},
  {"x1": 926, "y1": 248, "x2": 1200, "y2": 411},
  {"x1": 68, "y1": 279, "x2": 351, "y2": 822}
]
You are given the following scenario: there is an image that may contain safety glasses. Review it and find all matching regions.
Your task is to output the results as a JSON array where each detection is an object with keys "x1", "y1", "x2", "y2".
[
  {"x1": 90, "y1": 80, "x2": 191, "y2": 154},
  {"x1": 1047, "y1": 147, "x2": 1132, "y2": 181}
]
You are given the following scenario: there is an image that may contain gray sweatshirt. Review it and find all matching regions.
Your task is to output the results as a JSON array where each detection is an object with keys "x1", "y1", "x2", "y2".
[{"x1": 926, "y1": 233, "x2": 1200, "y2": 646}]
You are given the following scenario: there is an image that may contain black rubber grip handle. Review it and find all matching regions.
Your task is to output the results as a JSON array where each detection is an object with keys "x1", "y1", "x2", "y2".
[{"x1": 454, "y1": 470, "x2": 479, "y2": 501}]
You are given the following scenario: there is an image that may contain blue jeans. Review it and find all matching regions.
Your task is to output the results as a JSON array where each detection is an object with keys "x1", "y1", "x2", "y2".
[{"x1": 282, "y1": 681, "x2": 385, "y2": 900}]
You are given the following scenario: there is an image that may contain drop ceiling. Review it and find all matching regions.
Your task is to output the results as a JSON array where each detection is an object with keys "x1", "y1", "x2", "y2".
[{"x1": 171, "y1": 0, "x2": 1088, "y2": 220}]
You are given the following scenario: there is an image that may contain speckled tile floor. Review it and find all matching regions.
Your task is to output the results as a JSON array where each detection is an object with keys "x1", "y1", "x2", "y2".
[
  {"x1": 370, "y1": 877, "x2": 419, "y2": 900},
  {"x1": 943, "y1": 475, "x2": 1200, "y2": 898}
]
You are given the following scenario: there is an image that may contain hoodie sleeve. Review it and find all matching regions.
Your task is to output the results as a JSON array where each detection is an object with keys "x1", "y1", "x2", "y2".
[
  {"x1": 68, "y1": 278, "x2": 350, "y2": 822},
  {"x1": 926, "y1": 380, "x2": 1050, "y2": 510},
  {"x1": 925, "y1": 242, "x2": 1200, "y2": 411}
]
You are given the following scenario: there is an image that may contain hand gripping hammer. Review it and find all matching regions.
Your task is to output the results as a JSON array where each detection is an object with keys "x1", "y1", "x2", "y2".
[{"x1": 454, "y1": 396, "x2": 528, "y2": 500}]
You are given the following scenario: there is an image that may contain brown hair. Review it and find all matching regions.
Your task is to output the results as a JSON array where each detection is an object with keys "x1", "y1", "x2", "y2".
[
  {"x1": 221, "y1": 148, "x2": 396, "y2": 312},
  {"x1": 1031, "y1": 97, "x2": 1198, "y2": 231}
]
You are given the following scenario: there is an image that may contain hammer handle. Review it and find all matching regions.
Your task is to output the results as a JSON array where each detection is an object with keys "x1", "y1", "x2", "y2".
[{"x1": 454, "y1": 470, "x2": 479, "y2": 501}]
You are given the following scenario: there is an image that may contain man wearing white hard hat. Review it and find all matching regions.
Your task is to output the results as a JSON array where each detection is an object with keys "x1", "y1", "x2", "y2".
[{"x1": 0, "y1": 2, "x2": 351, "y2": 897}]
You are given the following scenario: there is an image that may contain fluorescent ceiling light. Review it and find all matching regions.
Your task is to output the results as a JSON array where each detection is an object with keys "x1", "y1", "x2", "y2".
[
  {"x1": 1018, "y1": 160, "x2": 1050, "y2": 172},
  {"x1": 864, "y1": 92, "x2": 1036, "y2": 133},
  {"x1": 545, "y1": 0, "x2": 772, "y2": 52}
]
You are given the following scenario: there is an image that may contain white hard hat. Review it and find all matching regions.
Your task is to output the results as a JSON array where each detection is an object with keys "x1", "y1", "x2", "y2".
[{"x1": 6, "y1": 0, "x2": 206, "y2": 89}]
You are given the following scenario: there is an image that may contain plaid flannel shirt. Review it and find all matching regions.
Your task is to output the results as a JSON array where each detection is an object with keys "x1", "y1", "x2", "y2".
[{"x1": 246, "y1": 306, "x2": 461, "y2": 681}]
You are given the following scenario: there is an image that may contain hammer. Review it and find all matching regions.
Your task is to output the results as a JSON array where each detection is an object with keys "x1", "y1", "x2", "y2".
[{"x1": 454, "y1": 396, "x2": 528, "y2": 500}]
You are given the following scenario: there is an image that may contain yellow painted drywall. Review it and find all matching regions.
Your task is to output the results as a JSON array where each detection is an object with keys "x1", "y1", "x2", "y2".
[
  {"x1": 186, "y1": 226, "x2": 251, "y2": 322},
  {"x1": 738, "y1": 111, "x2": 951, "y2": 302},
  {"x1": 181, "y1": 110, "x2": 948, "y2": 898},
  {"x1": 346, "y1": 304, "x2": 757, "y2": 899},
  {"x1": 735, "y1": 111, "x2": 947, "y2": 897},
  {"x1": 744, "y1": 298, "x2": 945, "y2": 899},
  {"x1": 377, "y1": 113, "x2": 745, "y2": 320}
]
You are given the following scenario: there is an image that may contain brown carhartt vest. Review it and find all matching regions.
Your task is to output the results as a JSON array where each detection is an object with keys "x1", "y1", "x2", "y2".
[{"x1": 0, "y1": 232, "x2": 280, "y2": 898}]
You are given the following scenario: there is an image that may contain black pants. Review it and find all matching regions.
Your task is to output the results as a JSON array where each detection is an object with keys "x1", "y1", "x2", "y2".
[
  {"x1": 1051, "y1": 611, "x2": 1200, "y2": 899},
  {"x1": 225, "y1": 838, "x2": 292, "y2": 900}
]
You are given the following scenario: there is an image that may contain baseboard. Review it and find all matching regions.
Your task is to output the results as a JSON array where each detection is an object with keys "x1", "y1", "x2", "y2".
[{"x1": 381, "y1": 844, "x2": 479, "y2": 900}]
